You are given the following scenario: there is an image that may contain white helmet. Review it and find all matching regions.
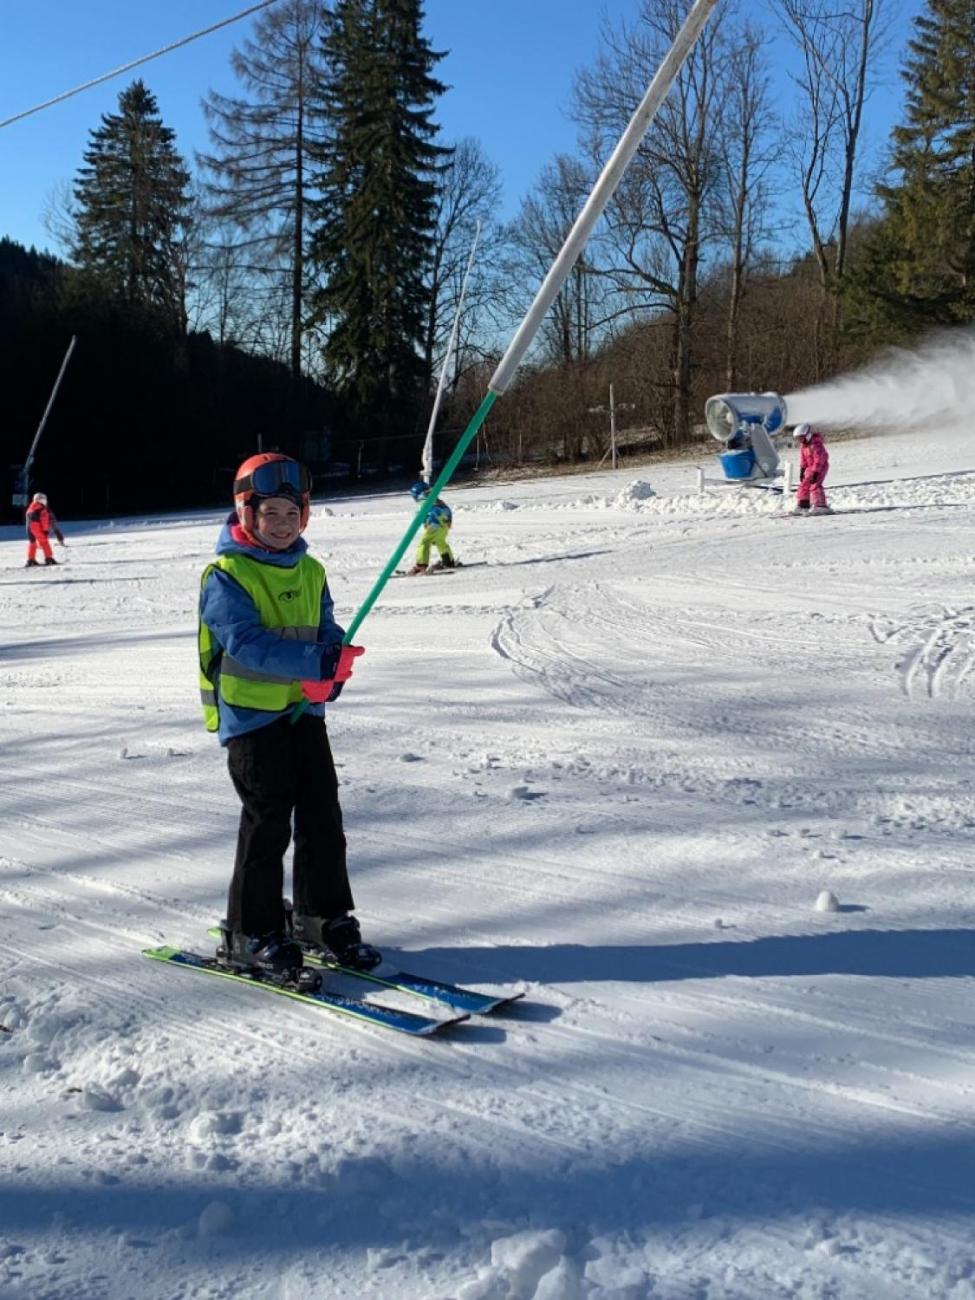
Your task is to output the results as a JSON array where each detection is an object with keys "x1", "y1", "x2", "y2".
[
  {"x1": 792, "y1": 423, "x2": 812, "y2": 440},
  {"x1": 32, "y1": 492, "x2": 47, "y2": 504}
]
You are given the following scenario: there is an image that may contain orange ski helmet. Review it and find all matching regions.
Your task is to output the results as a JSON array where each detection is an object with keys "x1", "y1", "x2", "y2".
[{"x1": 233, "y1": 453, "x2": 311, "y2": 537}]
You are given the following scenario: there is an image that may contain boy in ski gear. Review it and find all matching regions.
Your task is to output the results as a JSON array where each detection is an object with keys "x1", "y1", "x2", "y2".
[
  {"x1": 199, "y1": 453, "x2": 377, "y2": 977},
  {"x1": 406, "y1": 480, "x2": 455, "y2": 575},
  {"x1": 791, "y1": 424, "x2": 832, "y2": 515},
  {"x1": 25, "y1": 492, "x2": 65, "y2": 566}
]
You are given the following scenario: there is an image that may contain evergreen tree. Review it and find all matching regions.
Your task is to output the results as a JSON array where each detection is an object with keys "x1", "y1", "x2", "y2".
[
  {"x1": 850, "y1": 0, "x2": 975, "y2": 332},
  {"x1": 199, "y1": 0, "x2": 329, "y2": 379},
  {"x1": 309, "y1": 0, "x2": 448, "y2": 455},
  {"x1": 72, "y1": 81, "x2": 192, "y2": 330}
]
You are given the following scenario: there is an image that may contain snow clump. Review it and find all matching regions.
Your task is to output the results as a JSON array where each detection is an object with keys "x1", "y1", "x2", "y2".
[
  {"x1": 614, "y1": 479, "x2": 656, "y2": 508},
  {"x1": 490, "y1": 1228, "x2": 566, "y2": 1296},
  {"x1": 197, "y1": 1201, "x2": 234, "y2": 1237}
]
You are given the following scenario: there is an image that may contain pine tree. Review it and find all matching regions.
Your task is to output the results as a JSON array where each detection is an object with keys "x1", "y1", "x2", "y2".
[
  {"x1": 309, "y1": 0, "x2": 448, "y2": 456},
  {"x1": 72, "y1": 81, "x2": 192, "y2": 330},
  {"x1": 851, "y1": 0, "x2": 975, "y2": 331},
  {"x1": 199, "y1": 0, "x2": 329, "y2": 379}
]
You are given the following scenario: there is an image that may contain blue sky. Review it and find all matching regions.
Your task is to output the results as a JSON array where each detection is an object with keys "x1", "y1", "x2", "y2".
[{"x1": 0, "y1": 0, "x2": 924, "y2": 258}]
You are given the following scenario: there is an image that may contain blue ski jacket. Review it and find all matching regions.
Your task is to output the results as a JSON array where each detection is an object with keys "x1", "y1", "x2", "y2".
[
  {"x1": 199, "y1": 517, "x2": 345, "y2": 744},
  {"x1": 422, "y1": 499, "x2": 452, "y2": 529}
]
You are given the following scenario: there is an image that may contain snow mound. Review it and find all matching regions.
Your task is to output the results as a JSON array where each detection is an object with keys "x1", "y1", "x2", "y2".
[
  {"x1": 197, "y1": 1202, "x2": 234, "y2": 1237},
  {"x1": 816, "y1": 889, "x2": 840, "y2": 913},
  {"x1": 614, "y1": 479, "x2": 656, "y2": 507},
  {"x1": 533, "y1": 1256, "x2": 585, "y2": 1299},
  {"x1": 463, "y1": 498, "x2": 520, "y2": 512},
  {"x1": 490, "y1": 1228, "x2": 566, "y2": 1297},
  {"x1": 456, "y1": 1268, "x2": 508, "y2": 1299},
  {"x1": 80, "y1": 1083, "x2": 122, "y2": 1112}
]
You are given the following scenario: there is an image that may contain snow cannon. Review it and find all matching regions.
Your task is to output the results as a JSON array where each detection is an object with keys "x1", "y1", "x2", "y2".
[{"x1": 704, "y1": 392, "x2": 786, "y2": 480}]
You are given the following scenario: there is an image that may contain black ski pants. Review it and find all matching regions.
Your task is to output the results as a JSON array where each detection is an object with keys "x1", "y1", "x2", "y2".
[{"x1": 225, "y1": 714, "x2": 354, "y2": 937}]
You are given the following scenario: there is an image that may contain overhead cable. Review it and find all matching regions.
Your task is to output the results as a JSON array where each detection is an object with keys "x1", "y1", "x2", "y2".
[{"x1": 0, "y1": 0, "x2": 280, "y2": 131}]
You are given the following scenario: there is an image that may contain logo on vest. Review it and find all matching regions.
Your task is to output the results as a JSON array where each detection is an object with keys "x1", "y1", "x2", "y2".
[{"x1": 279, "y1": 589, "x2": 300, "y2": 602}]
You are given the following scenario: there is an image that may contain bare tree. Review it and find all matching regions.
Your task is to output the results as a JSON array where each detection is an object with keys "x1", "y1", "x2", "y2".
[
  {"x1": 573, "y1": 0, "x2": 728, "y2": 442},
  {"x1": 41, "y1": 181, "x2": 80, "y2": 259},
  {"x1": 772, "y1": 0, "x2": 890, "y2": 293},
  {"x1": 719, "y1": 22, "x2": 778, "y2": 388},
  {"x1": 198, "y1": 0, "x2": 328, "y2": 379},
  {"x1": 505, "y1": 154, "x2": 609, "y2": 367},
  {"x1": 185, "y1": 205, "x2": 262, "y2": 347},
  {"x1": 422, "y1": 138, "x2": 504, "y2": 391}
]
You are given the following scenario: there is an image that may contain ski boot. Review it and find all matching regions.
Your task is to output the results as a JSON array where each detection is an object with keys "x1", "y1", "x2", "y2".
[
  {"x1": 44, "y1": 556, "x2": 58, "y2": 566},
  {"x1": 809, "y1": 504, "x2": 834, "y2": 515},
  {"x1": 438, "y1": 554, "x2": 456, "y2": 569},
  {"x1": 405, "y1": 563, "x2": 428, "y2": 576},
  {"x1": 292, "y1": 912, "x2": 382, "y2": 971},
  {"x1": 25, "y1": 559, "x2": 39, "y2": 568},
  {"x1": 217, "y1": 925, "x2": 320, "y2": 990}
]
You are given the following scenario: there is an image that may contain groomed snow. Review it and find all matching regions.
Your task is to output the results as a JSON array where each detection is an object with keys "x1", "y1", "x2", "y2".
[{"x1": 1, "y1": 422, "x2": 974, "y2": 1299}]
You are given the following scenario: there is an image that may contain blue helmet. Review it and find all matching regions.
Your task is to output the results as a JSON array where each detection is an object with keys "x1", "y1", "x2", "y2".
[{"x1": 409, "y1": 480, "x2": 430, "y2": 501}]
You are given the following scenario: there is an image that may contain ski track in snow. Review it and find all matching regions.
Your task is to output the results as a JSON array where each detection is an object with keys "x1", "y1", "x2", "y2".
[
  {"x1": 1, "y1": 425, "x2": 975, "y2": 1299},
  {"x1": 878, "y1": 605, "x2": 975, "y2": 700}
]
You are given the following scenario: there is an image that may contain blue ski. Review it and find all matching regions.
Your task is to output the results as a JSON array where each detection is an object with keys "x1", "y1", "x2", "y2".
[
  {"x1": 143, "y1": 946, "x2": 467, "y2": 1037},
  {"x1": 206, "y1": 927, "x2": 523, "y2": 1016}
]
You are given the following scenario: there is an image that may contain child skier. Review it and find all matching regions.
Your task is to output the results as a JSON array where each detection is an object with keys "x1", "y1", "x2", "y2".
[
  {"x1": 405, "y1": 480, "x2": 455, "y2": 575},
  {"x1": 791, "y1": 423, "x2": 832, "y2": 515},
  {"x1": 198, "y1": 452, "x2": 376, "y2": 977},
  {"x1": 24, "y1": 492, "x2": 65, "y2": 566}
]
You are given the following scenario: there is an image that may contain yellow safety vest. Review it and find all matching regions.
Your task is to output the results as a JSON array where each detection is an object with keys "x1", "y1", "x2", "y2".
[{"x1": 198, "y1": 551, "x2": 327, "y2": 732}]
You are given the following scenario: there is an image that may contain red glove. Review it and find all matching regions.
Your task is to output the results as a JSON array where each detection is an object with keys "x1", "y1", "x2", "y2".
[
  {"x1": 300, "y1": 645, "x2": 365, "y2": 703},
  {"x1": 333, "y1": 644, "x2": 365, "y2": 682},
  {"x1": 300, "y1": 679, "x2": 335, "y2": 703}
]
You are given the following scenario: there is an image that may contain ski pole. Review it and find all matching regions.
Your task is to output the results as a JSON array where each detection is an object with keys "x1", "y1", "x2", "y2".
[{"x1": 293, "y1": 0, "x2": 721, "y2": 720}]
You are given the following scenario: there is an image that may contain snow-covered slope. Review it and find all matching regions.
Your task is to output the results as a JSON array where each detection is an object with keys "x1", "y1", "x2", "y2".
[{"x1": 1, "y1": 423, "x2": 974, "y2": 1300}]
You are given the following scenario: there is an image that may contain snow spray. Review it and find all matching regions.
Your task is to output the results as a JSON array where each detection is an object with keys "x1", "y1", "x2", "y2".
[{"x1": 786, "y1": 327, "x2": 975, "y2": 432}]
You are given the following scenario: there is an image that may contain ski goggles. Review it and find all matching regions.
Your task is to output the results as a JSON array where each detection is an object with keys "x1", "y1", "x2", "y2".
[{"x1": 236, "y1": 460, "x2": 312, "y2": 498}]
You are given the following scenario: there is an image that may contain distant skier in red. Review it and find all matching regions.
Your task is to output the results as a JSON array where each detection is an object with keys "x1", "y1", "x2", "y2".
[
  {"x1": 25, "y1": 492, "x2": 65, "y2": 567},
  {"x1": 791, "y1": 424, "x2": 832, "y2": 515}
]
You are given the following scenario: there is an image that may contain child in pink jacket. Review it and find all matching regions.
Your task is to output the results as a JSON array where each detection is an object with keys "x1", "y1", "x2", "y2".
[{"x1": 791, "y1": 424, "x2": 832, "y2": 515}]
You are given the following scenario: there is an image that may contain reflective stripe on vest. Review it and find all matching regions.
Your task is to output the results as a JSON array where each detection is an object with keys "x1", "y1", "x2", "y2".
[{"x1": 198, "y1": 553, "x2": 327, "y2": 732}]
